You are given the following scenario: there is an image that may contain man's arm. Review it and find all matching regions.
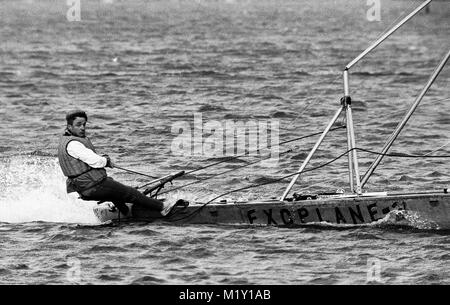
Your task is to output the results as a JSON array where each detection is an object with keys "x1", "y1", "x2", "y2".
[{"x1": 66, "y1": 140, "x2": 108, "y2": 168}]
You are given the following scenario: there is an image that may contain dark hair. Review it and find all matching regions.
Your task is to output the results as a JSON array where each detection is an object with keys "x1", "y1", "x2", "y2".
[{"x1": 66, "y1": 110, "x2": 88, "y2": 125}]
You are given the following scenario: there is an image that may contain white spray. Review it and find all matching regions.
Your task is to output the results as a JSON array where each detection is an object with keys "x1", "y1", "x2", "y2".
[{"x1": 0, "y1": 155, "x2": 100, "y2": 224}]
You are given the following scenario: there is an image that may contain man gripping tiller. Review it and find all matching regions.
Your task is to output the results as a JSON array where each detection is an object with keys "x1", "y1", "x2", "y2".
[{"x1": 57, "y1": 110, "x2": 177, "y2": 216}]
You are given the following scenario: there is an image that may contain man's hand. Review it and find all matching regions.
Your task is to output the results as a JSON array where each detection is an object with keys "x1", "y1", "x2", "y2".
[{"x1": 103, "y1": 155, "x2": 114, "y2": 168}]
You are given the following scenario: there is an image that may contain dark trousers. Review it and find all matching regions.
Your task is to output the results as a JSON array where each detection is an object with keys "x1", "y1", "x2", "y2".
[{"x1": 80, "y1": 177, "x2": 164, "y2": 211}]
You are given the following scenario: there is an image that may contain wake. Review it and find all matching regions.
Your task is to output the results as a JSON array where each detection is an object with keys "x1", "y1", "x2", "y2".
[{"x1": 0, "y1": 155, "x2": 99, "y2": 224}]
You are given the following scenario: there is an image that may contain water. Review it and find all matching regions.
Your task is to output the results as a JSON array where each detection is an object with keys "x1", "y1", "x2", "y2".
[{"x1": 0, "y1": 0, "x2": 449, "y2": 284}]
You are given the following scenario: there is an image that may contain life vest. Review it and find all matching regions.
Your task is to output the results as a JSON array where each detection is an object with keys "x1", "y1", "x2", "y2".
[{"x1": 58, "y1": 134, "x2": 107, "y2": 193}]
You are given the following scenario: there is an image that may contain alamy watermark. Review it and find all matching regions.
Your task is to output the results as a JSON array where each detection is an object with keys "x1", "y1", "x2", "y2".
[
  {"x1": 366, "y1": 258, "x2": 383, "y2": 283},
  {"x1": 366, "y1": 0, "x2": 381, "y2": 22},
  {"x1": 66, "y1": 257, "x2": 82, "y2": 284},
  {"x1": 66, "y1": 1, "x2": 383, "y2": 23},
  {"x1": 66, "y1": 0, "x2": 81, "y2": 22},
  {"x1": 170, "y1": 113, "x2": 280, "y2": 167}
]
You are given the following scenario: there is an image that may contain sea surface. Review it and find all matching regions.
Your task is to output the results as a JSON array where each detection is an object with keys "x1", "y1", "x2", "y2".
[{"x1": 0, "y1": 0, "x2": 449, "y2": 284}]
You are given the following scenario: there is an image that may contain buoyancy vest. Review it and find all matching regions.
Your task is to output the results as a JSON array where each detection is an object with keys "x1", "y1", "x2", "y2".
[{"x1": 58, "y1": 134, "x2": 107, "y2": 193}]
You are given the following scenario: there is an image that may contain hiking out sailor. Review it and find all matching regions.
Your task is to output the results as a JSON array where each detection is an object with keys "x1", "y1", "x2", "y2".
[{"x1": 57, "y1": 110, "x2": 177, "y2": 216}]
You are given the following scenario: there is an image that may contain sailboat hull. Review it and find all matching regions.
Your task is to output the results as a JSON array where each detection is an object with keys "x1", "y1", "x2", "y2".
[{"x1": 93, "y1": 191, "x2": 450, "y2": 229}]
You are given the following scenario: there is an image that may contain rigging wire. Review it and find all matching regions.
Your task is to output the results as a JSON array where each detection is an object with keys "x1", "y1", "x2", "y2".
[
  {"x1": 358, "y1": 0, "x2": 424, "y2": 62},
  {"x1": 157, "y1": 148, "x2": 295, "y2": 196},
  {"x1": 422, "y1": 140, "x2": 450, "y2": 156},
  {"x1": 135, "y1": 125, "x2": 347, "y2": 189},
  {"x1": 167, "y1": 146, "x2": 450, "y2": 222},
  {"x1": 362, "y1": 96, "x2": 450, "y2": 127},
  {"x1": 169, "y1": 149, "x2": 354, "y2": 222},
  {"x1": 287, "y1": 74, "x2": 343, "y2": 125}
]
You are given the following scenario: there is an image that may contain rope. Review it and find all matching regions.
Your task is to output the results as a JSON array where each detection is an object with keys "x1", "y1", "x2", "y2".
[
  {"x1": 167, "y1": 146, "x2": 450, "y2": 222},
  {"x1": 422, "y1": 140, "x2": 450, "y2": 157},
  {"x1": 356, "y1": 147, "x2": 450, "y2": 158},
  {"x1": 137, "y1": 125, "x2": 347, "y2": 191},
  {"x1": 136, "y1": 125, "x2": 347, "y2": 189},
  {"x1": 157, "y1": 148, "x2": 294, "y2": 196},
  {"x1": 114, "y1": 165, "x2": 158, "y2": 179},
  {"x1": 168, "y1": 148, "x2": 353, "y2": 222}
]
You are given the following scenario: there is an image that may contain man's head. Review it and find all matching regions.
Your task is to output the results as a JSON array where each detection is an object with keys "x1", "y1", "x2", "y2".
[{"x1": 66, "y1": 110, "x2": 88, "y2": 137}]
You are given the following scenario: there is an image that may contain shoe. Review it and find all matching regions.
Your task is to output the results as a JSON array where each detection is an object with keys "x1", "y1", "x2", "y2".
[
  {"x1": 160, "y1": 199, "x2": 179, "y2": 217},
  {"x1": 176, "y1": 199, "x2": 190, "y2": 208}
]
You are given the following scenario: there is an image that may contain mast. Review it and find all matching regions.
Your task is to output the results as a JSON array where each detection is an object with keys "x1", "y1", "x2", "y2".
[
  {"x1": 361, "y1": 49, "x2": 450, "y2": 187},
  {"x1": 280, "y1": 0, "x2": 434, "y2": 201},
  {"x1": 280, "y1": 107, "x2": 344, "y2": 201}
]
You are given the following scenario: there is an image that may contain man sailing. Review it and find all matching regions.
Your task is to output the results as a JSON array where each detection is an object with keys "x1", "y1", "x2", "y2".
[{"x1": 57, "y1": 110, "x2": 178, "y2": 216}]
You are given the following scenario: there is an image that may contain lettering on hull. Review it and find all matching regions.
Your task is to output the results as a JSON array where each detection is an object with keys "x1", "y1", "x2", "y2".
[
  {"x1": 280, "y1": 209, "x2": 294, "y2": 225},
  {"x1": 245, "y1": 200, "x2": 408, "y2": 225},
  {"x1": 263, "y1": 209, "x2": 278, "y2": 225}
]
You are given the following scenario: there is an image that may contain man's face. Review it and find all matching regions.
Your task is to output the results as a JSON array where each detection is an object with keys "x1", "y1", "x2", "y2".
[{"x1": 68, "y1": 117, "x2": 87, "y2": 137}]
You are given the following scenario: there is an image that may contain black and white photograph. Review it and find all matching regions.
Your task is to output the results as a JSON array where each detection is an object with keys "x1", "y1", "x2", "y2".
[{"x1": 0, "y1": 0, "x2": 449, "y2": 290}]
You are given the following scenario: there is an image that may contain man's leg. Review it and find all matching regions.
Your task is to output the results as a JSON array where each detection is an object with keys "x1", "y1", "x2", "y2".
[{"x1": 81, "y1": 177, "x2": 164, "y2": 212}]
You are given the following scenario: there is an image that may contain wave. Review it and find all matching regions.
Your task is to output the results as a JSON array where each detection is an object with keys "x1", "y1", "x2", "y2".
[
  {"x1": 161, "y1": 70, "x2": 232, "y2": 79},
  {"x1": 293, "y1": 70, "x2": 312, "y2": 76},
  {"x1": 352, "y1": 71, "x2": 393, "y2": 77},
  {"x1": 0, "y1": 72, "x2": 16, "y2": 78},
  {"x1": 251, "y1": 176, "x2": 281, "y2": 184},
  {"x1": 30, "y1": 71, "x2": 60, "y2": 78},
  {"x1": 271, "y1": 111, "x2": 297, "y2": 118},
  {"x1": 0, "y1": 156, "x2": 99, "y2": 224},
  {"x1": 281, "y1": 209, "x2": 442, "y2": 231},
  {"x1": 374, "y1": 210, "x2": 441, "y2": 230},
  {"x1": 160, "y1": 63, "x2": 195, "y2": 70},
  {"x1": 95, "y1": 72, "x2": 118, "y2": 77},
  {"x1": 198, "y1": 104, "x2": 228, "y2": 112}
]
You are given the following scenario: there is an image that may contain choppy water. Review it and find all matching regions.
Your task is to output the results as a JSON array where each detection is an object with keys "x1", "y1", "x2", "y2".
[{"x1": 0, "y1": 0, "x2": 449, "y2": 284}]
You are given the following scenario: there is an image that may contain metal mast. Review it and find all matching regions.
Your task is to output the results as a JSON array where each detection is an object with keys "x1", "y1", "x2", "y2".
[{"x1": 280, "y1": 0, "x2": 433, "y2": 201}]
